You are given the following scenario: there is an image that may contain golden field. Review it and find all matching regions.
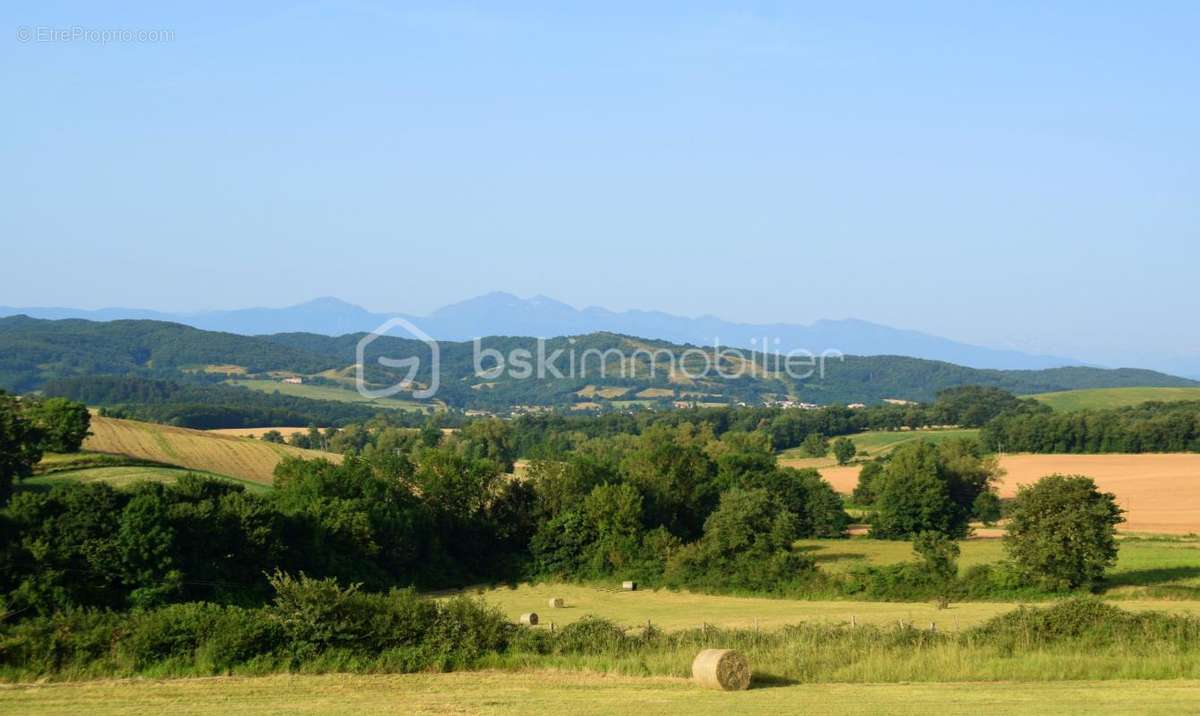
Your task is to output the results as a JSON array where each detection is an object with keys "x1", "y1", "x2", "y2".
[
  {"x1": 84, "y1": 416, "x2": 341, "y2": 484},
  {"x1": 821, "y1": 452, "x2": 1200, "y2": 534}
]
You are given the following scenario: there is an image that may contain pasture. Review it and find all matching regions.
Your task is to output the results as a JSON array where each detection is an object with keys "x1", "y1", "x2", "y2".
[
  {"x1": 779, "y1": 428, "x2": 980, "y2": 469},
  {"x1": 1027, "y1": 386, "x2": 1200, "y2": 412},
  {"x1": 4, "y1": 672, "x2": 1197, "y2": 715},
  {"x1": 819, "y1": 452, "x2": 1200, "y2": 534},
  {"x1": 84, "y1": 416, "x2": 341, "y2": 484}
]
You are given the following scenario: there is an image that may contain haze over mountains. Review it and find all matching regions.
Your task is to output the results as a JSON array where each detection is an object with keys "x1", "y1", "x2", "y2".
[{"x1": 0, "y1": 293, "x2": 1119, "y2": 373}]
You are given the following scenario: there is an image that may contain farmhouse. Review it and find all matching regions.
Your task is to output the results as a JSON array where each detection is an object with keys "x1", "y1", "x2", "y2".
[{"x1": 281, "y1": 376, "x2": 303, "y2": 384}]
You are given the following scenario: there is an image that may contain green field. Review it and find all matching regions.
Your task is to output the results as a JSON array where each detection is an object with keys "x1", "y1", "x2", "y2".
[
  {"x1": 230, "y1": 379, "x2": 432, "y2": 411},
  {"x1": 466, "y1": 536, "x2": 1200, "y2": 631},
  {"x1": 23, "y1": 464, "x2": 271, "y2": 494},
  {"x1": 3, "y1": 672, "x2": 1197, "y2": 715},
  {"x1": 1027, "y1": 386, "x2": 1200, "y2": 412},
  {"x1": 779, "y1": 428, "x2": 980, "y2": 466}
]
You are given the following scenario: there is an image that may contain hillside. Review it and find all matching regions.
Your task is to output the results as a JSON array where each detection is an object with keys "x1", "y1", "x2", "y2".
[
  {"x1": 2, "y1": 315, "x2": 1196, "y2": 409},
  {"x1": 83, "y1": 416, "x2": 342, "y2": 484},
  {"x1": 1028, "y1": 386, "x2": 1200, "y2": 412}
]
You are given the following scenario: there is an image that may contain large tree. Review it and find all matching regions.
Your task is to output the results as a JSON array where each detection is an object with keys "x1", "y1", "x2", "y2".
[
  {"x1": 24, "y1": 397, "x2": 91, "y2": 453},
  {"x1": 870, "y1": 438, "x2": 1001, "y2": 539},
  {"x1": 1004, "y1": 474, "x2": 1124, "y2": 590}
]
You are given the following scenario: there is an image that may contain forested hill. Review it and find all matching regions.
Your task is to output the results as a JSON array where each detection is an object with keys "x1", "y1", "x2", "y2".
[{"x1": 0, "y1": 315, "x2": 1194, "y2": 408}]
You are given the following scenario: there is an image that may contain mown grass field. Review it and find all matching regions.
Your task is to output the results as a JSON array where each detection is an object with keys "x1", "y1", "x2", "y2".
[
  {"x1": 230, "y1": 378, "x2": 432, "y2": 411},
  {"x1": 1026, "y1": 386, "x2": 1200, "y2": 412},
  {"x1": 4, "y1": 672, "x2": 1197, "y2": 715},
  {"x1": 466, "y1": 536, "x2": 1200, "y2": 633},
  {"x1": 84, "y1": 416, "x2": 341, "y2": 484}
]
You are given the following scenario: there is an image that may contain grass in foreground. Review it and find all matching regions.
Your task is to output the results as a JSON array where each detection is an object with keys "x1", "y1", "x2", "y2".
[{"x1": 2, "y1": 671, "x2": 1197, "y2": 715}]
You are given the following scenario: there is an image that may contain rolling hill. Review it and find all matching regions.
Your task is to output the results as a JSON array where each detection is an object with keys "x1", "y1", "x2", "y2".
[
  {"x1": 82, "y1": 415, "x2": 342, "y2": 484},
  {"x1": 2, "y1": 315, "x2": 1196, "y2": 409}
]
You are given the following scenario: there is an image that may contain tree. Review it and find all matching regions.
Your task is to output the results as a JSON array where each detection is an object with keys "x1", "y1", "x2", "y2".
[
  {"x1": 619, "y1": 424, "x2": 719, "y2": 540},
  {"x1": 972, "y1": 490, "x2": 1002, "y2": 525},
  {"x1": 852, "y1": 461, "x2": 885, "y2": 505},
  {"x1": 762, "y1": 467, "x2": 849, "y2": 538},
  {"x1": 832, "y1": 437, "x2": 857, "y2": 465},
  {"x1": 25, "y1": 397, "x2": 91, "y2": 453},
  {"x1": 261, "y1": 430, "x2": 284, "y2": 444},
  {"x1": 581, "y1": 483, "x2": 645, "y2": 574},
  {"x1": 665, "y1": 488, "x2": 813, "y2": 591},
  {"x1": 800, "y1": 432, "x2": 829, "y2": 458},
  {"x1": 870, "y1": 439, "x2": 1001, "y2": 539},
  {"x1": 1004, "y1": 474, "x2": 1124, "y2": 590},
  {"x1": 0, "y1": 393, "x2": 42, "y2": 504}
]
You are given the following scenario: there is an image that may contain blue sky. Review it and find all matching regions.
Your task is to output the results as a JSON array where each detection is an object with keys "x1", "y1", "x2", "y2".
[{"x1": 2, "y1": 2, "x2": 1197, "y2": 368}]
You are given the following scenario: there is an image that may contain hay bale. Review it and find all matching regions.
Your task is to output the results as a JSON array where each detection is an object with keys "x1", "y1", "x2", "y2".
[
  {"x1": 519, "y1": 612, "x2": 539, "y2": 626},
  {"x1": 622, "y1": 580, "x2": 637, "y2": 591},
  {"x1": 548, "y1": 597, "x2": 565, "y2": 608},
  {"x1": 691, "y1": 649, "x2": 751, "y2": 691}
]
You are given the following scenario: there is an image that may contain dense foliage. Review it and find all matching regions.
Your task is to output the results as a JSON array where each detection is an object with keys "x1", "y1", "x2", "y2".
[{"x1": 982, "y1": 400, "x2": 1200, "y2": 453}]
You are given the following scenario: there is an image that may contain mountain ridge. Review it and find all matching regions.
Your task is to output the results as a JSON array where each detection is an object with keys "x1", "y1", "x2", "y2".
[{"x1": 0, "y1": 293, "x2": 1096, "y2": 372}]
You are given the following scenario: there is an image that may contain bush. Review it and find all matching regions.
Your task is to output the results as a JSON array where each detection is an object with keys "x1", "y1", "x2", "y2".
[{"x1": 969, "y1": 597, "x2": 1200, "y2": 649}]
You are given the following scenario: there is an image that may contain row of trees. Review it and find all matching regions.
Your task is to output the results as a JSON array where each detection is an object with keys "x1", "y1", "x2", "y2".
[{"x1": 982, "y1": 401, "x2": 1200, "y2": 453}]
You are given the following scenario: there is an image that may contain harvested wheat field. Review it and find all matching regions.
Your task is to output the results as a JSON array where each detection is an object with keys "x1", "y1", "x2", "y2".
[
  {"x1": 85, "y1": 416, "x2": 341, "y2": 484},
  {"x1": 821, "y1": 453, "x2": 1200, "y2": 534}
]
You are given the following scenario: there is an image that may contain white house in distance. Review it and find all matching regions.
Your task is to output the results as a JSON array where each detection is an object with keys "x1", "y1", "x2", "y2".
[{"x1": 281, "y1": 376, "x2": 303, "y2": 385}]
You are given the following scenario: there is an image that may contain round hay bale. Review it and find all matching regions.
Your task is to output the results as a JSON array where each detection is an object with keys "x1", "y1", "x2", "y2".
[
  {"x1": 691, "y1": 648, "x2": 751, "y2": 691},
  {"x1": 622, "y1": 580, "x2": 638, "y2": 591},
  {"x1": 548, "y1": 597, "x2": 565, "y2": 608},
  {"x1": 519, "y1": 612, "x2": 539, "y2": 626}
]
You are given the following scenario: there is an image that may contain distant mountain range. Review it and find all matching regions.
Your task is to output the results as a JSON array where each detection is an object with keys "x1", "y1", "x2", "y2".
[{"x1": 0, "y1": 293, "x2": 1090, "y2": 372}]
